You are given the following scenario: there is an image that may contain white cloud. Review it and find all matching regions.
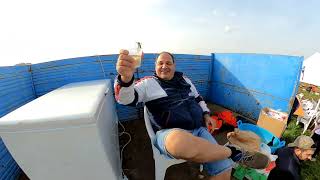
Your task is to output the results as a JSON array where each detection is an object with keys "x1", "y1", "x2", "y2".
[
  {"x1": 229, "y1": 12, "x2": 237, "y2": 17},
  {"x1": 191, "y1": 17, "x2": 208, "y2": 24},
  {"x1": 212, "y1": 9, "x2": 218, "y2": 16},
  {"x1": 224, "y1": 25, "x2": 231, "y2": 33},
  {"x1": 224, "y1": 25, "x2": 239, "y2": 33}
]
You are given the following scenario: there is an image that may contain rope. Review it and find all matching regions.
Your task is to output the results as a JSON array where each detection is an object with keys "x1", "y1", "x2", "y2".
[
  {"x1": 97, "y1": 54, "x2": 131, "y2": 178},
  {"x1": 97, "y1": 55, "x2": 107, "y2": 79}
]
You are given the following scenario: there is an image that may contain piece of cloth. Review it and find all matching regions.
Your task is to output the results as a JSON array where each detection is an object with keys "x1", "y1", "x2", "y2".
[
  {"x1": 267, "y1": 147, "x2": 301, "y2": 180},
  {"x1": 225, "y1": 145, "x2": 242, "y2": 162},
  {"x1": 114, "y1": 72, "x2": 210, "y2": 131},
  {"x1": 311, "y1": 133, "x2": 320, "y2": 158},
  {"x1": 314, "y1": 119, "x2": 320, "y2": 134},
  {"x1": 287, "y1": 95, "x2": 304, "y2": 124},
  {"x1": 216, "y1": 111, "x2": 238, "y2": 127},
  {"x1": 233, "y1": 166, "x2": 268, "y2": 180},
  {"x1": 293, "y1": 96, "x2": 304, "y2": 117},
  {"x1": 153, "y1": 127, "x2": 234, "y2": 176}
]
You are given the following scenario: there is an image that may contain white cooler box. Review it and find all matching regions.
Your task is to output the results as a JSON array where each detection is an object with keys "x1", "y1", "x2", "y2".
[{"x1": 0, "y1": 80, "x2": 122, "y2": 180}]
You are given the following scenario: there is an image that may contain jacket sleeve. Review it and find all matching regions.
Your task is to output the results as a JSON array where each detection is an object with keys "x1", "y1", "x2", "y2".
[
  {"x1": 183, "y1": 76, "x2": 210, "y2": 115},
  {"x1": 267, "y1": 168, "x2": 295, "y2": 180},
  {"x1": 114, "y1": 75, "x2": 147, "y2": 106}
]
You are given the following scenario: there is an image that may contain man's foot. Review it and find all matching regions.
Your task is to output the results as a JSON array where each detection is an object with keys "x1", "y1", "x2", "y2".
[{"x1": 227, "y1": 144, "x2": 270, "y2": 169}]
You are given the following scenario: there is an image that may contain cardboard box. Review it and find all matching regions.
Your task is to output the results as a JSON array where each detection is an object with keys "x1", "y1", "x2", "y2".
[{"x1": 257, "y1": 108, "x2": 288, "y2": 138}]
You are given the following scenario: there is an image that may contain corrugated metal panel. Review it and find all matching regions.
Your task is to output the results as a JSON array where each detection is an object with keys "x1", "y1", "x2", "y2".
[
  {"x1": 173, "y1": 54, "x2": 211, "y2": 99},
  {"x1": 0, "y1": 65, "x2": 35, "y2": 180},
  {"x1": 31, "y1": 54, "x2": 211, "y2": 122},
  {"x1": 0, "y1": 155, "x2": 19, "y2": 180},
  {"x1": 208, "y1": 53, "x2": 303, "y2": 120},
  {"x1": 32, "y1": 56, "x2": 106, "y2": 96},
  {"x1": 0, "y1": 52, "x2": 304, "y2": 179},
  {"x1": 31, "y1": 55, "x2": 139, "y2": 121}
]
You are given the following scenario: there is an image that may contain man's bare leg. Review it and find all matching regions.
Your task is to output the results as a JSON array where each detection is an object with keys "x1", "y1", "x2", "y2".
[
  {"x1": 165, "y1": 129, "x2": 232, "y2": 179},
  {"x1": 164, "y1": 128, "x2": 270, "y2": 175},
  {"x1": 164, "y1": 129, "x2": 231, "y2": 163}
]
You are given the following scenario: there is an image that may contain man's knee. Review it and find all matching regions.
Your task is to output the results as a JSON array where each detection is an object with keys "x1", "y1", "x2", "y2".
[{"x1": 164, "y1": 130, "x2": 198, "y2": 159}]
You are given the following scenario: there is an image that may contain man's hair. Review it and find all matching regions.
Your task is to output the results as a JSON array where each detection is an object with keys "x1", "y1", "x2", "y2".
[{"x1": 156, "y1": 51, "x2": 175, "y2": 63}]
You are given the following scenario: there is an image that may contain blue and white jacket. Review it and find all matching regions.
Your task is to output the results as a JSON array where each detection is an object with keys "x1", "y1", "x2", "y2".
[{"x1": 114, "y1": 71, "x2": 210, "y2": 131}]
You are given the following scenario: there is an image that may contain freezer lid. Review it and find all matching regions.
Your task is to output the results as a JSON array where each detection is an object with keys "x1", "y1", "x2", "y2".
[{"x1": 0, "y1": 80, "x2": 112, "y2": 132}]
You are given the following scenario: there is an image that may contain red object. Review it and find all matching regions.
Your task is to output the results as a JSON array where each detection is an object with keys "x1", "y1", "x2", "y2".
[
  {"x1": 216, "y1": 110, "x2": 238, "y2": 127},
  {"x1": 208, "y1": 115, "x2": 223, "y2": 132},
  {"x1": 265, "y1": 161, "x2": 276, "y2": 172}
]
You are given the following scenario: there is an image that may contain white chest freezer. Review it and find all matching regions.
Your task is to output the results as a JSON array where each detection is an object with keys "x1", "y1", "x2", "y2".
[{"x1": 0, "y1": 80, "x2": 122, "y2": 180}]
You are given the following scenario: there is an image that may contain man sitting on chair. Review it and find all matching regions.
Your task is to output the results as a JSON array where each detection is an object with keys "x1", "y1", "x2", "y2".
[{"x1": 114, "y1": 50, "x2": 270, "y2": 180}]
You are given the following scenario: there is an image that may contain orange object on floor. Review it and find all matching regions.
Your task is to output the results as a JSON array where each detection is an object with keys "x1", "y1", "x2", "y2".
[
  {"x1": 217, "y1": 110, "x2": 238, "y2": 127},
  {"x1": 293, "y1": 95, "x2": 304, "y2": 117},
  {"x1": 265, "y1": 161, "x2": 276, "y2": 172},
  {"x1": 209, "y1": 115, "x2": 223, "y2": 132}
]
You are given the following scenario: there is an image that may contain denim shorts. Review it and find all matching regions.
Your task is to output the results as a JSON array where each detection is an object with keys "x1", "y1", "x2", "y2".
[{"x1": 153, "y1": 126, "x2": 234, "y2": 176}]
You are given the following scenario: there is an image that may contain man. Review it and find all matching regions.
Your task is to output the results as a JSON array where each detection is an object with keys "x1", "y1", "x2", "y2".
[
  {"x1": 268, "y1": 135, "x2": 315, "y2": 180},
  {"x1": 115, "y1": 50, "x2": 270, "y2": 180}
]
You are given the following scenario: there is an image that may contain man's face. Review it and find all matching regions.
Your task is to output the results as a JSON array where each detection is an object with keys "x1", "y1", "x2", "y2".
[
  {"x1": 155, "y1": 53, "x2": 176, "y2": 80},
  {"x1": 295, "y1": 148, "x2": 315, "y2": 161}
]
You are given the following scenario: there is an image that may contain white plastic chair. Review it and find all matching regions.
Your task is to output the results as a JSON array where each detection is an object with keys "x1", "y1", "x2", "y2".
[
  {"x1": 144, "y1": 106, "x2": 186, "y2": 180},
  {"x1": 296, "y1": 99, "x2": 320, "y2": 134},
  {"x1": 301, "y1": 100, "x2": 314, "y2": 110},
  {"x1": 312, "y1": 111, "x2": 320, "y2": 130}
]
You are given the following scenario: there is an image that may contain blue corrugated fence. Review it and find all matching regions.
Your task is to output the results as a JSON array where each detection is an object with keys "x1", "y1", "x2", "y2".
[
  {"x1": 0, "y1": 52, "x2": 303, "y2": 179},
  {"x1": 208, "y1": 53, "x2": 303, "y2": 119},
  {"x1": 0, "y1": 66, "x2": 36, "y2": 180}
]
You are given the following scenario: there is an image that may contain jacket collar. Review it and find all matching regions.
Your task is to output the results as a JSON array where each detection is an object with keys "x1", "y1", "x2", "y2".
[{"x1": 154, "y1": 71, "x2": 183, "y2": 81}]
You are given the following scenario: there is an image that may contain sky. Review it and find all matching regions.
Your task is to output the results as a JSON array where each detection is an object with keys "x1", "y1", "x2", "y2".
[{"x1": 0, "y1": 0, "x2": 319, "y2": 66}]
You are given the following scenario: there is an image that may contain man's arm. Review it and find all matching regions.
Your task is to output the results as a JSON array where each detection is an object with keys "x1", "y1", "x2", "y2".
[
  {"x1": 114, "y1": 75, "x2": 135, "y2": 105},
  {"x1": 114, "y1": 49, "x2": 146, "y2": 106},
  {"x1": 183, "y1": 76, "x2": 210, "y2": 114},
  {"x1": 183, "y1": 76, "x2": 217, "y2": 132}
]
